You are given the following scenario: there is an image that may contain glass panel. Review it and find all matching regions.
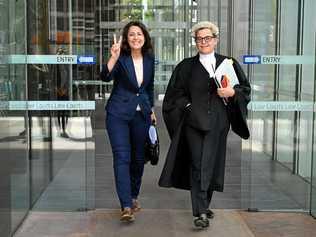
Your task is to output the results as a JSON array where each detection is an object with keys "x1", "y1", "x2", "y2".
[
  {"x1": 0, "y1": 1, "x2": 12, "y2": 236},
  {"x1": 8, "y1": 0, "x2": 29, "y2": 234},
  {"x1": 308, "y1": 0, "x2": 316, "y2": 217},
  {"x1": 0, "y1": 0, "x2": 29, "y2": 236},
  {"x1": 27, "y1": 0, "x2": 52, "y2": 207},
  {"x1": 230, "y1": 0, "x2": 252, "y2": 210},
  {"x1": 32, "y1": 112, "x2": 95, "y2": 211},
  {"x1": 249, "y1": 0, "x2": 313, "y2": 211},
  {"x1": 275, "y1": 0, "x2": 298, "y2": 169},
  {"x1": 300, "y1": 0, "x2": 316, "y2": 183},
  {"x1": 297, "y1": 0, "x2": 316, "y2": 216},
  {"x1": 26, "y1": 0, "x2": 96, "y2": 211}
]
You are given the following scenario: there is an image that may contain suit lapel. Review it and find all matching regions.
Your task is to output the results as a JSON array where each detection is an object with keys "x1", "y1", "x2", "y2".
[
  {"x1": 142, "y1": 54, "x2": 152, "y2": 88},
  {"x1": 119, "y1": 55, "x2": 139, "y2": 88}
]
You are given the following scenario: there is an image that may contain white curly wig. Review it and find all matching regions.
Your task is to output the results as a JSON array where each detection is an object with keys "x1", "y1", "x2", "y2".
[{"x1": 191, "y1": 21, "x2": 219, "y2": 37}]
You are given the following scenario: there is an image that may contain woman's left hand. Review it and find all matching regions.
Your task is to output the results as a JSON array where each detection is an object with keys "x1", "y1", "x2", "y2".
[
  {"x1": 217, "y1": 80, "x2": 235, "y2": 98},
  {"x1": 151, "y1": 112, "x2": 157, "y2": 125}
]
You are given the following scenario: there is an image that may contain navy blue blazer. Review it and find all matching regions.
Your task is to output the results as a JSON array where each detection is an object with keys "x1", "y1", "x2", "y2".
[{"x1": 100, "y1": 54, "x2": 155, "y2": 120}]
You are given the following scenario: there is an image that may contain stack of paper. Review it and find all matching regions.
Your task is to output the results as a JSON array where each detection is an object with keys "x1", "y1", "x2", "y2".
[{"x1": 212, "y1": 58, "x2": 239, "y2": 88}]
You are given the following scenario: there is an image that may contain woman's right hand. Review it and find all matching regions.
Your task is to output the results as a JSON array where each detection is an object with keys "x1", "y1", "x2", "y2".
[
  {"x1": 107, "y1": 34, "x2": 122, "y2": 72},
  {"x1": 110, "y1": 34, "x2": 122, "y2": 61}
]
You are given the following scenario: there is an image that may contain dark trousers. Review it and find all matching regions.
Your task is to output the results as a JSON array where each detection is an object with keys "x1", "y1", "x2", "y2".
[
  {"x1": 184, "y1": 125, "x2": 214, "y2": 217},
  {"x1": 57, "y1": 110, "x2": 68, "y2": 132},
  {"x1": 106, "y1": 112, "x2": 150, "y2": 209}
]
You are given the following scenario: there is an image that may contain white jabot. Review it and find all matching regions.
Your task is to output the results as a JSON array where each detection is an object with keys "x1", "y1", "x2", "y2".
[
  {"x1": 199, "y1": 52, "x2": 216, "y2": 77},
  {"x1": 133, "y1": 57, "x2": 143, "y2": 111}
]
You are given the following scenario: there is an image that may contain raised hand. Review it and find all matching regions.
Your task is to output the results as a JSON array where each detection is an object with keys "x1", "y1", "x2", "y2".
[
  {"x1": 107, "y1": 34, "x2": 122, "y2": 72},
  {"x1": 110, "y1": 33, "x2": 122, "y2": 61}
]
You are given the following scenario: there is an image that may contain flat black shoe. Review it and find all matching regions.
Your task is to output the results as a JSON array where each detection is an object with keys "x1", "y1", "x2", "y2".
[
  {"x1": 206, "y1": 209, "x2": 214, "y2": 219},
  {"x1": 194, "y1": 217, "x2": 209, "y2": 229}
]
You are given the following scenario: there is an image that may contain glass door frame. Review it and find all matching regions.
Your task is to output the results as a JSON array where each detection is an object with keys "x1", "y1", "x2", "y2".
[{"x1": 310, "y1": 32, "x2": 316, "y2": 218}]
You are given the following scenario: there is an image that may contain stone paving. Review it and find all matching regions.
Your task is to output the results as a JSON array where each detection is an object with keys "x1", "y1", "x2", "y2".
[{"x1": 14, "y1": 209, "x2": 316, "y2": 237}]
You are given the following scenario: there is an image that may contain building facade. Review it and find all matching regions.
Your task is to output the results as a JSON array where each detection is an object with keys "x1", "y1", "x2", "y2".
[{"x1": 0, "y1": 0, "x2": 315, "y2": 236}]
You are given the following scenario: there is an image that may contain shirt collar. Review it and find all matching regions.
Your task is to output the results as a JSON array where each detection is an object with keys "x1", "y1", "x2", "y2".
[{"x1": 199, "y1": 51, "x2": 215, "y2": 61}]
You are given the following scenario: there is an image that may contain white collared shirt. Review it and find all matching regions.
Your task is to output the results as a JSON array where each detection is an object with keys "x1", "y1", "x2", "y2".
[
  {"x1": 133, "y1": 57, "x2": 143, "y2": 111},
  {"x1": 199, "y1": 51, "x2": 216, "y2": 77},
  {"x1": 133, "y1": 58, "x2": 143, "y2": 87}
]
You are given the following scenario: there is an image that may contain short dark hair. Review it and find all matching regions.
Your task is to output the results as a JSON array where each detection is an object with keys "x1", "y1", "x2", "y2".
[{"x1": 121, "y1": 21, "x2": 153, "y2": 56}]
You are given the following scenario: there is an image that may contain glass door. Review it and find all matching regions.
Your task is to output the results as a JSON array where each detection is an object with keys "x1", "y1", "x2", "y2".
[
  {"x1": 312, "y1": 36, "x2": 316, "y2": 216},
  {"x1": 26, "y1": 0, "x2": 95, "y2": 211},
  {"x1": 26, "y1": 0, "x2": 53, "y2": 208},
  {"x1": 1, "y1": 2, "x2": 96, "y2": 235},
  {"x1": 248, "y1": 0, "x2": 315, "y2": 211}
]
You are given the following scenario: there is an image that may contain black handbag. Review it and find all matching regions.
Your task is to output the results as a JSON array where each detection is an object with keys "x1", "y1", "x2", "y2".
[{"x1": 144, "y1": 125, "x2": 159, "y2": 166}]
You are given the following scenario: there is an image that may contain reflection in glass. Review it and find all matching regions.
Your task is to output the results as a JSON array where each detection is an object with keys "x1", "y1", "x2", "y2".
[
  {"x1": 25, "y1": 0, "x2": 96, "y2": 211},
  {"x1": 0, "y1": 0, "x2": 30, "y2": 235}
]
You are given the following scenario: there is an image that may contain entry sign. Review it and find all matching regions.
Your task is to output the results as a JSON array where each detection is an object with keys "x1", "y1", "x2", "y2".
[
  {"x1": 1, "y1": 55, "x2": 96, "y2": 65},
  {"x1": 243, "y1": 55, "x2": 261, "y2": 64},
  {"x1": 243, "y1": 55, "x2": 314, "y2": 65},
  {"x1": 77, "y1": 55, "x2": 96, "y2": 64}
]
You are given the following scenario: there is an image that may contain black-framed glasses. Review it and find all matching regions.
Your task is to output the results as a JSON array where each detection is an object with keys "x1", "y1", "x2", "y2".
[{"x1": 194, "y1": 35, "x2": 215, "y2": 44}]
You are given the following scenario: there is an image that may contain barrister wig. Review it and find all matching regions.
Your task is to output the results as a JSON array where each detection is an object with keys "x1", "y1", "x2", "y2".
[{"x1": 191, "y1": 21, "x2": 220, "y2": 38}]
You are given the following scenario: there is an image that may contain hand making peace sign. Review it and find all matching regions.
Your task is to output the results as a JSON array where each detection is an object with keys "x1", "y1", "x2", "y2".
[{"x1": 110, "y1": 34, "x2": 122, "y2": 61}]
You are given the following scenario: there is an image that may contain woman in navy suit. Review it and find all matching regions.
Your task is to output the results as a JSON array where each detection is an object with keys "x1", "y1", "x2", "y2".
[{"x1": 100, "y1": 21, "x2": 156, "y2": 222}]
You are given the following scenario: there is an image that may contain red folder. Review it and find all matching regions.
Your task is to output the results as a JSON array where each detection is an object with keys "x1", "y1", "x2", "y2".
[{"x1": 221, "y1": 75, "x2": 229, "y2": 88}]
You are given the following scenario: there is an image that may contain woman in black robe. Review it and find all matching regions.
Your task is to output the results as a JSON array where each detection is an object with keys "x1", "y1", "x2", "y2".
[{"x1": 159, "y1": 21, "x2": 251, "y2": 228}]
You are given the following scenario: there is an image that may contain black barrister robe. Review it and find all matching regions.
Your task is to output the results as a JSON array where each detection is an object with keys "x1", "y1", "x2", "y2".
[{"x1": 158, "y1": 53, "x2": 251, "y2": 192}]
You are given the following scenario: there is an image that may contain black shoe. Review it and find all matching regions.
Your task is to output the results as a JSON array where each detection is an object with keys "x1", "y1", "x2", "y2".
[
  {"x1": 193, "y1": 217, "x2": 209, "y2": 229},
  {"x1": 206, "y1": 209, "x2": 214, "y2": 219},
  {"x1": 60, "y1": 131, "x2": 69, "y2": 138}
]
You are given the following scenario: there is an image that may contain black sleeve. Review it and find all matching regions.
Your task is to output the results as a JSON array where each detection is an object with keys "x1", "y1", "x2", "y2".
[
  {"x1": 162, "y1": 60, "x2": 191, "y2": 137},
  {"x1": 228, "y1": 57, "x2": 251, "y2": 139},
  {"x1": 146, "y1": 59, "x2": 155, "y2": 108},
  {"x1": 163, "y1": 61, "x2": 191, "y2": 113},
  {"x1": 228, "y1": 58, "x2": 251, "y2": 106}
]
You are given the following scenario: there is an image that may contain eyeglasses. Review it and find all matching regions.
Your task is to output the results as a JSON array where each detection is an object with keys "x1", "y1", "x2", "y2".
[{"x1": 194, "y1": 36, "x2": 215, "y2": 44}]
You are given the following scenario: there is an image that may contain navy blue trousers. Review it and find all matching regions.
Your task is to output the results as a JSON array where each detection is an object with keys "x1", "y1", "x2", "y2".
[{"x1": 106, "y1": 112, "x2": 150, "y2": 209}]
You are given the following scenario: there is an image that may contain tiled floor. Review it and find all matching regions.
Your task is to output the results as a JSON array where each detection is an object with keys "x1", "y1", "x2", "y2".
[
  {"x1": 239, "y1": 212, "x2": 316, "y2": 237},
  {"x1": 14, "y1": 209, "x2": 316, "y2": 237}
]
